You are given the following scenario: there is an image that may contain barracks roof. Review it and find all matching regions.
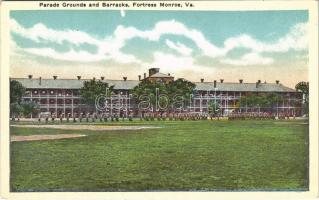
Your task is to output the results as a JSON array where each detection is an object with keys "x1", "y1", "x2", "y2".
[
  {"x1": 194, "y1": 82, "x2": 296, "y2": 92},
  {"x1": 11, "y1": 78, "x2": 296, "y2": 92},
  {"x1": 11, "y1": 78, "x2": 140, "y2": 90},
  {"x1": 149, "y1": 72, "x2": 173, "y2": 78}
]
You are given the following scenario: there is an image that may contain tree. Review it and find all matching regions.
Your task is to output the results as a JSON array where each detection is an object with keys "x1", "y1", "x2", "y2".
[
  {"x1": 295, "y1": 81, "x2": 309, "y2": 115},
  {"x1": 10, "y1": 80, "x2": 26, "y2": 118},
  {"x1": 208, "y1": 100, "x2": 220, "y2": 117},
  {"x1": 80, "y1": 79, "x2": 113, "y2": 106},
  {"x1": 266, "y1": 93, "x2": 283, "y2": 114},
  {"x1": 131, "y1": 78, "x2": 196, "y2": 112},
  {"x1": 167, "y1": 78, "x2": 195, "y2": 107},
  {"x1": 10, "y1": 103, "x2": 23, "y2": 118},
  {"x1": 239, "y1": 94, "x2": 258, "y2": 109},
  {"x1": 132, "y1": 80, "x2": 168, "y2": 111},
  {"x1": 21, "y1": 102, "x2": 40, "y2": 117},
  {"x1": 239, "y1": 93, "x2": 282, "y2": 113},
  {"x1": 10, "y1": 80, "x2": 25, "y2": 104}
]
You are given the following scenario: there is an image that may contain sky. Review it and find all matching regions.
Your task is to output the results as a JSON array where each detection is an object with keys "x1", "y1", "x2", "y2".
[{"x1": 10, "y1": 10, "x2": 309, "y2": 87}]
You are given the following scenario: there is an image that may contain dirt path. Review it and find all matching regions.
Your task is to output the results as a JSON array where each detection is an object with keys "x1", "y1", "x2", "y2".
[
  {"x1": 11, "y1": 124, "x2": 161, "y2": 131},
  {"x1": 11, "y1": 134, "x2": 86, "y2": 142}
]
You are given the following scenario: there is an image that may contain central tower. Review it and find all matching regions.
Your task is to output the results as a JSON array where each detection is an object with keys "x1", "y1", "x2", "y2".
[{"x1": 149, "y1": 68, "x2": 160, "y2": 77}]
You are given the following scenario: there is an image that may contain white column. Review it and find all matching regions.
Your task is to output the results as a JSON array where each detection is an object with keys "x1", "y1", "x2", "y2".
[
  {"x1": 226, "y1": 92, "x2": 228, "y2": 114},
  {"x1": 63, "y1": 90, "x2": 66, "y2": 116},
  {"x1": 206, "y1": 90, "x2": 209, "y2": 113},
  {"x1": 125, "y1": 92, "x2": 128, "y2": 118},
  {"x1": 30, "y1": 91, "x2": 33, "y2": 119},
  {"x1": 239, "y1": 92, "x2": 242, "y2": 113},
  {"x1": 288, "y1": 93, "x2": 291, "y2": 116},
  {"x1": 71, "y1": 90, "x2": 74, "y2": 117},
  {"x1": 55, "y1": 92, "x2": 57, "y2": 116},
  {"x1": 110, "y1": 95, "x2": 113, "y2": 116},
  {"x1": 200, "y1": 94, "x2": 202, "y2": 114},
  {"x1": 47, "y1": 90, "x2": 49, "y2": 112},
  {"x1": 118, "y1": 93, "x2": 121, "y2": 116}
]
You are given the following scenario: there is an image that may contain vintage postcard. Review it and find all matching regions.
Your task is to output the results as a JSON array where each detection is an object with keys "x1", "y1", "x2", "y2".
[{"x1": 0, "y1": 1, "x2": 318, "y2": 200}]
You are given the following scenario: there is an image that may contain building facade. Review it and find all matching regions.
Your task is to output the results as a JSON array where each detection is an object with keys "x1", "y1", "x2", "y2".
[{"x1": 11, "y1": 68, "x2": 303, "y2": 118}]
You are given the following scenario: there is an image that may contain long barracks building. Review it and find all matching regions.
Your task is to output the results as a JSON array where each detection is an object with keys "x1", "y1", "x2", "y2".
[{"x1": 11, "y1": 68, "x2": 303, "y2": 118}]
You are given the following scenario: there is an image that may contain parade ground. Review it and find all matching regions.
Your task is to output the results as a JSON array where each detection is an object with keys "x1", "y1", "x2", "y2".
[{"x1": 10, "y1": 119, "x2": 308, "y2": 191}]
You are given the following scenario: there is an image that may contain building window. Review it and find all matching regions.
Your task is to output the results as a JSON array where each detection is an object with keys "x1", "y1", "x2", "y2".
[
  {"x1": 42, "y1": 90, "x2": 46, "y2": 94},
  {"x1": 50, "y1": 90, "x2": 54, "y2": 94}
]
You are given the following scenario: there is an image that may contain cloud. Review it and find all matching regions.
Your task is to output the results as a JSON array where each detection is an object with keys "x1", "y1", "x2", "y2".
[
  {"x1": 263, "y1": 22, "x2": 308, "y2": 52},
  {"x1": 10, "y1": 18, "x2": 141, "y2": 64},
  {"x1": 109, "y1": 20, "x2": 309, "y2": 69},
  {"x1": 218, "y1": 22, "x2": 308, "y2": 65},
  {"x1": 148, "y1": 51, "x2": 212, "y2": 73},
  {"x1": 112, "y1": 20, "x2": 308, "y2": 57},
  {"x1": 120, "y1": 9, "x2": 126, "y2": 18},
  {"x1": 220, "y1": 52, "x2": 274, "y2": 66},
  {"x1": 112, "y1": 20, "x2": 223, "y2": 57},
  {"x1": 165, "y1": 39, "x2": 193, "y2": 56},
  {"x1": 10, "y1": 18, "x2": 308, "y2": 66},
  {"x1": 10, "y1": 19, "x2": 100, "y2": 46},
  {"x1": 151, "y1": 51, "x2": 195, "y2": 70},
  {"x1": 223, "y1": 22, "x2": 308, "y2": 54},
  {"x1": 23, "y1": 46, "x2": 141, "y2": 63},
  {"x1": 24, "y1": 47, "x2": 103, "y2": 62}
]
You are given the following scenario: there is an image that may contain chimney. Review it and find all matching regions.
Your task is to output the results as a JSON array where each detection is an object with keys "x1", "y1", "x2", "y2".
[
  {"x1": 256, "y1": 81, "x2": 260, "y2": 88},
  {"x1": 200, "y1": 78, "x2": 204, "y2": 83},
  {"x1": 168, "y1": 73, "x2": 170, "y2": 76},
  {"x1": 101, "y1": 76, "x2": 104, "y2": 80},
  {"x1": 53, "y1": 75, "x2": 57, "y2": 80},
  {"x1": 144, "y1": 73, "x2": 146, "y2": 79},
  {"x1": 28, "y1": 75, "x2": 33, "y2": 79},
  {"x1": 39, "y1": 77, "x2": 42, "y2": 85},
  {"x1": 258, "y1": 80, "x2": 261, "y2": 84},
  {"x1": 239, "y1": 79, "x2": 243, "y2": 84},
  {"x1": 77, "y1": 76, "x2": 81, "y2": 80},
  {"x1": 220, "y1": 79, "x2": 224, "y2": 83},
  {"x1": 123, "y1": 77, "x2": 127, "y2": 81},
  {"x1": 138, "y1": 75, "x2": 141, "y2": 81},
  {"x1": 214, "y1": 80, "x2": 217, "y2": 88},
  {"x1": 276, "y1": 80, "x2": 280, "y2": 84}
]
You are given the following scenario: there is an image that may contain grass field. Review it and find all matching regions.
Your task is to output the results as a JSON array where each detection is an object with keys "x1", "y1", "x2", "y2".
[{"x1": 10, "y1": 119, "x2": 309, "y2": 191}]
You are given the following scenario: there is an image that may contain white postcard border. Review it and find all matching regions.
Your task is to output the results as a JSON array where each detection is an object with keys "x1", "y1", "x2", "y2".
[{"x1": 1, "y1": 1, "x2": 318, "y2": 200}]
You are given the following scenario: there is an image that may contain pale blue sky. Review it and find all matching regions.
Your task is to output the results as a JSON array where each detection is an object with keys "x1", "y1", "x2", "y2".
[{"x1": 10, "y1": 10, "x2": 309, "y2": 87}]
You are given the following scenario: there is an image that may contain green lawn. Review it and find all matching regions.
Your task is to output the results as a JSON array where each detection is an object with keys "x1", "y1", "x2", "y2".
[{"x1": 10, "y1": 120, "x2": 309, "y2": 191}]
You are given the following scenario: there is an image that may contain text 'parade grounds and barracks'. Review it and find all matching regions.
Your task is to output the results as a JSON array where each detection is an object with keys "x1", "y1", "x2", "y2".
[{"x1": 39, "y1": 2, "x2": 195, "y2": 8}]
